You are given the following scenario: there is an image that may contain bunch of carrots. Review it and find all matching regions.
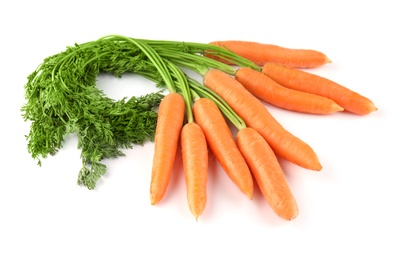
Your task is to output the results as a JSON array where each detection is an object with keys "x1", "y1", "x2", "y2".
[
  {"x1": 115, "y1": 37, "x2": 376, "y2": 221},
  {"x1": 25, "y1": 35, "x2": 377, "y2": 221}
]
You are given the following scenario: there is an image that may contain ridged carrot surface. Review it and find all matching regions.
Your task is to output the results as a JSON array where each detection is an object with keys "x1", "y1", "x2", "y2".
[
  {"x1": 150, "y1": 93, "x2": 185, "y2": 205},
  {"x1": 236, "y1": 127, "x2": 299, "y2": 220},
  {"x1": 262, "y1": 63, "x2": 377, "y2": 115},
  {"x1": 181, "y1": 122, "x2": 208, "y2": 221},
  {"x1": 235, "y1": 67, "x2": 343, "y2": 114},
  {"x1": 209, "y1": 40, "x2": 331, "y2": 68},
  {"x1": 192, "y1": 97, "x2": 254, "y2": 199},
  {"x1": 203, "y1": 69, "x2": 322, "y2": 171}
]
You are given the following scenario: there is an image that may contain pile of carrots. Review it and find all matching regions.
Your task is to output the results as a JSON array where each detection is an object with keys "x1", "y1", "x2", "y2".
[
  {"x1": 38, "y1": 35, "x2": 371, "y2": 221},
  {"x1": 132, "y1": 38, "x2": 377, "y2": 221},
  {"x1": 22, "y1": 35, "x2": 377, "y2": 221}
]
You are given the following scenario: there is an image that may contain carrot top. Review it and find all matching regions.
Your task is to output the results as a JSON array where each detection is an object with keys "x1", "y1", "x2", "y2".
[
  {"x1": 100, "y1": 35, "x2": 177, "y2": 93},
  {"x1": 140, "y1": 38, "x2": 260, "y2": 71},
  {"x1": 23, "y1": 32, "x2": 376, "y2": 223},
  {"x1": 22, "y1": 36, "x2": 166, "y2": 190}
]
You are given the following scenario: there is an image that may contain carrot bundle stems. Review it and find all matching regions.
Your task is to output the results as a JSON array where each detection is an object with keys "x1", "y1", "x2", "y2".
[
  {"x1": 181, "y1": 122, "x2": 208, "y2": 220},
  {"x1": 262, "y1": 63, "x2": 377, "y2": 115},
  {"x1": 188, "y1": 78, "x2": 246, "y2": 130},
  {"x1": 235, "y1": 67, "x2": 344, "y2": 114},
  {"x1": 203, "y1": 69, "x2": 322, "y2": 171},
  {"x1": 236, "y1": 127, "x2": 299, "y2": 220},
  {"x1": 102, "y1": 35, "x2": 177, "y2": 93},
  {"x1": 140, "y1": 38, "x2": 260, "y2": 70},
  {"x1": 25, "y1": 34, "x2": 379, "y2": 221}
]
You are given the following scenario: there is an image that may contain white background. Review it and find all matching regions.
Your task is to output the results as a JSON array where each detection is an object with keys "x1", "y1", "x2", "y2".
[{"x1": 1, "y1": 1, "x2": 398, "y2": 259}]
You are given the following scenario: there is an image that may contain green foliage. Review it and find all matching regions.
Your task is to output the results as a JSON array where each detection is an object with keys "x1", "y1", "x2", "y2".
[
  {"x1": 21, "y1": 38, "x2": 164, "y2": 189},
  {"x1": 21, "y1": 35, "x2": 252, "y2": 189}
]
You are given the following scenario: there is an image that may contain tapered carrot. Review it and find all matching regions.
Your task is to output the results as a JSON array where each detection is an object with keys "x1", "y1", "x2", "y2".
[
  {"x1": 203, "y1": 69, "x2": 322, "y2": 171},
  {"x1": 150, "y1": 92, "x2": 185, "y2": 205},
  {"x1": 236, "y1": 127, "x2": 299, "y2": 220},
  {"x1": 235, "y1": 67, "x2": 344, "y2": 114},
  {"x1": 192, "y1": 97, "x2": 254, "y2": 199},
  {"x1": 180, "y1": 122, "x2": 208, "y2": 220},
  {"x1": 208, "y1": 40, "x2": 331, "y2": 68},
  {"x1": 262, "y1": 63, "x2": 377, "y2": 115}
]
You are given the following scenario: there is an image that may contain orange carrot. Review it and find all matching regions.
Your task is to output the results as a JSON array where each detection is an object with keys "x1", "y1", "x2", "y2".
[
  {"x1": 236, "y1": 127, "x2": 299, "y2": 220},
  {"x1": 203, "y1": 69, "x2": 322, "y2": 171},
  {"x1": 262, "y1": 63, "x2": 377, "y2": 115},
  {"x1": 192, "y1": 97, "x2": 254, "y2": 199},
  {"x1": 180, "y1": 122, "x2": 208, "y2": 220},
  {"x1": 150, "y1": 92, "x2": 185, "y2": 205},
  {"x1": 208, "y1": 40, "x2": 331, "y2": 68},
  {"x1": 235, "y1": 67, "x2": 344, "y2": 114}
]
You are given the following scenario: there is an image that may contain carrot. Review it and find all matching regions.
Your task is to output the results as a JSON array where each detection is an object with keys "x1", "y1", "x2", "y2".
[
  {"x1": 150, "y1": 92, "x2": 185, "y2": 205},
  {"x1": 262, "y1": 63, "x2": 377, "y2": 115},
  {"x1": 124, "y1": 38, "x2": 187, "y2": 206},
  {"x1": 236, "y1": 127, "x2": 298, "y2": 220},
  {"x1": 208, "y1": 40, "x2": 331, "y2": 68},
  {"x1": 192, "y1": 97, "x2": 254, "y2": 199},
  {"x1": 163, "y1": 59, "x2": 210, "y2": 220},
  {"x1": 180, "y1": 122, "x2": 208, "y2": 220},
  {"x1": 235, "y1": 67, "x2": 344, "y2": 114},
  {"x1": 203, "y1": 69, "x2": 322, "y2": 171}
]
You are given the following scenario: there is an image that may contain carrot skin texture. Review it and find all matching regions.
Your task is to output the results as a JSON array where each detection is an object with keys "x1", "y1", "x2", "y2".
[
  {"x1": 235, "y1": 67, "x2": 344, "y2": 114},
  {"x1": 203, "y1": 69, "x2": 322, "y2": 171},
  {"x1": 236, "y1": 128, "x2": 299, "y2": 220},
  {"x1": 150, "y1": 93, "x2": 185, "y2": 205},
  {"x1": 262, "y1": 63, "x2": 377, "y2": 115},
  {"x1": 192, "y1": 98, "x2": 254, "y2": 199},
  {"x1": 181, "y1": 122, "x2": 208, "y2": 221},
  {"x1": 209, "y1": 40, "x2": 331, "y2": 68}
]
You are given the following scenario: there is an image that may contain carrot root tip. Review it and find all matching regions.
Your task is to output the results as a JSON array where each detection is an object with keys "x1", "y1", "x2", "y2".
[
  {"x1": 288, "y1": 212, "x2": 299, "y2": 221},
  {"x1": 150, "y1": 195, "x2": 158, "y2": 205},
  {"x1": 247, "y1": 191, "x2": 254, "y2": 200},
  {"x1": 335, "y1": 104, "x2": 345, "y2": 112}
]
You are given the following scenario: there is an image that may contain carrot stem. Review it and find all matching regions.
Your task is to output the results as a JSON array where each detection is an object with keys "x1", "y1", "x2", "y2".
[
  {"x1": 166, "y1": 60, "x2": 193, "y2": 123},
  {"x1": 156, "y1": 50, "x2": 236, "y2": 76},
  {"x1": 139, "y1": 38, "x2": 260, "y2": 70},
  {"x1": 135, "y1": 64, "x2": 246, "y2": 130},
  {"x1": 99, "y1": 35, "x2": 176, "y2": 93},
  {"x1": 188, "y1": 78, "x2": 246, "y2": 130}
]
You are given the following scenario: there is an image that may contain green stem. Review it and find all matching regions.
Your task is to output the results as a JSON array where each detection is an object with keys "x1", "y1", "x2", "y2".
[
  {"x1": 97, "y1": 35, "x2": 248, "y2": 129},
  {"x1": 188, "y1": 78, "x2": 246, "y2": 130},
  {"x1": 157, "y1": 50, "x2": 236, "y2": 76},
  {"x1": 166, "y1": 60, "x2": 193, "y2": 123},
  {"x1": 139, "y1": 38, "x2": 260, "y2": 71},
  {"x1": 101, "y1": 35, "x2": 176, "y2": 93},
  {"x1": 190, "y1": 89, "x2": 201, "y2": 101},
  {"x1": 135, "y1": 62, "x2": 245, "y2": 130}
]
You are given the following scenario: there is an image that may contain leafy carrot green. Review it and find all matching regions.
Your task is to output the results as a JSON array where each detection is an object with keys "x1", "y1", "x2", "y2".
[{"x1": 21, "y1": 38, "x2": 163, "y2": 190}]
